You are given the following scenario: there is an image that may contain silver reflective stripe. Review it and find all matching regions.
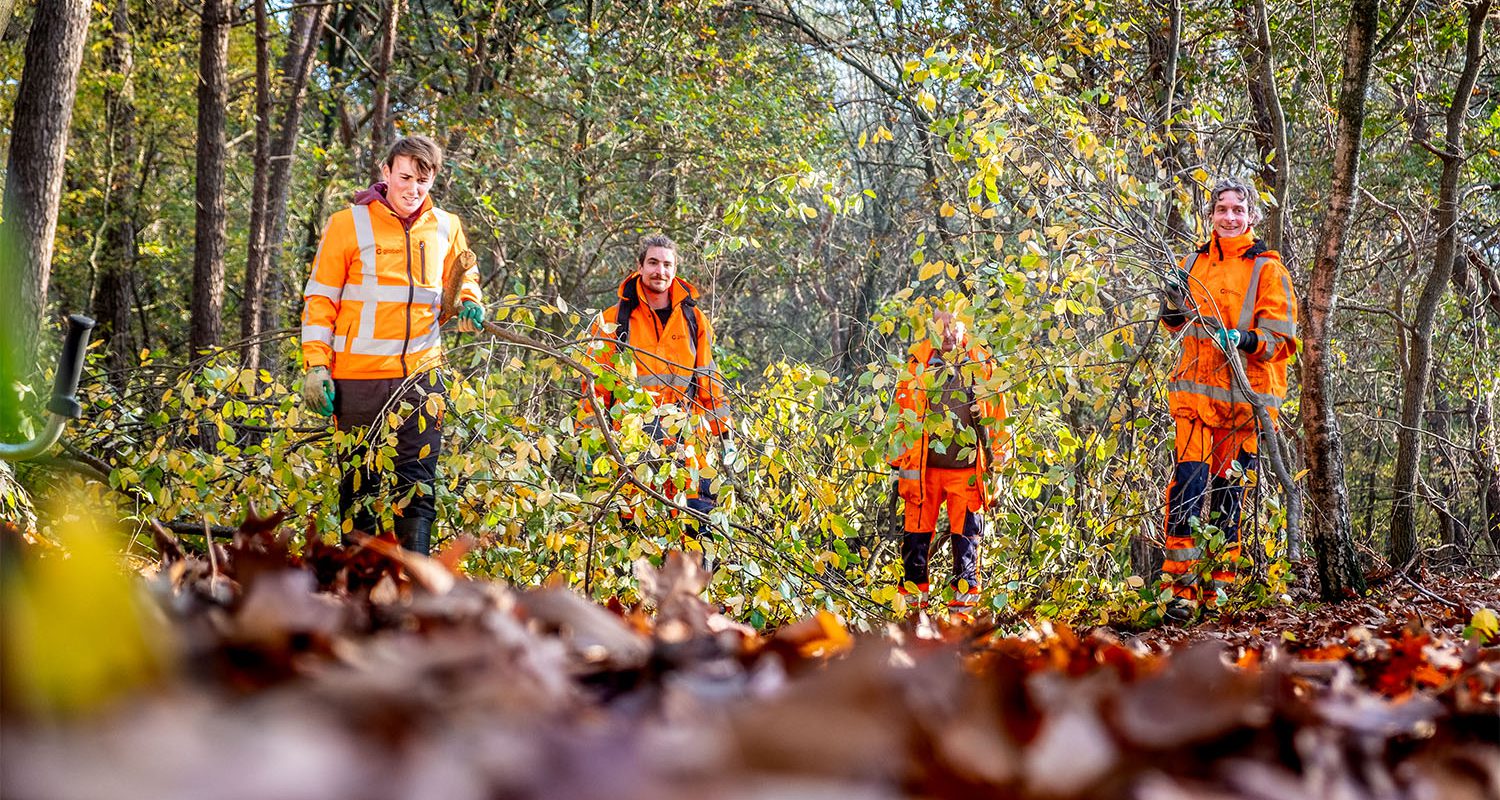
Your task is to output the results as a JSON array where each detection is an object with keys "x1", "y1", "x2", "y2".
[
  {"x1": 333, "y1": 334, "x2": 347, "y2": 351},
  {"x1": 342, "y1": 282, "x2": 440, "y2": 305},
  {"x1": 705, "y1": 406, "x2": 730, "y2": 421},
  {"x1": 302, "y1": 324, "x2": 334, "y2": 345},
  {"x1": 431, "y1": 209, "x2": 452, "y2": 314},
  {"x1": 1237, "y1": 255, "x2": 1269, "y2": 331},
  {"x1": 1175, "y1": 573, "x2": 1201, "y2": 586},
  {"x1": 1168, "y1": 379, "x2": 1284, "y2": 409},
  {"x1": 304, "y1": 279, "x2": 343, "y2": 301},
  {"x1": 898, "y1": 469, "x2": 921, "y2": 481},
  {"x1": 1260, "y1": 318, "x2": 1297, "y2": 336},
  {"x1": 348, "y1": 328, "x2": 440, "y2": 356},
  {"x1": 1164, "y1": 548, "x2": 1202, "y2": 562},
  {"x1": 350, "y1": 205, "x2": 381, "y2": 349},
  {"x1": 640, "y1": 372, "x2": 694, "y2": 391}
]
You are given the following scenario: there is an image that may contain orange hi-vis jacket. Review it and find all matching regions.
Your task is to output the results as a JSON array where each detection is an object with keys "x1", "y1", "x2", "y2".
[
  {"x1": 301, "y1": 191, "x2": 480, "y2": 379},
  {"x1": 889, "y1": 339, "x2": 1011, "y2": 508},
  {"x1": 1162, "y1": 230, "x2": 1299, "y2": 429},
  {"x1": 582, "y1": 274, "x2": 731, "y2": 441}
]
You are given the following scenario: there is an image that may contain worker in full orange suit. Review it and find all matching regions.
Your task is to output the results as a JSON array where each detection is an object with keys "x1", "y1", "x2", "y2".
[
  {"x1": 300, "y1": 135, "x2": 483, "y2": 555},
  {"x1": 1158, "y1": 177, "x2": 1299, "y2": 619},
  {"x1": 889, "y1": 305, "x2": 1010, "y2": 614}
]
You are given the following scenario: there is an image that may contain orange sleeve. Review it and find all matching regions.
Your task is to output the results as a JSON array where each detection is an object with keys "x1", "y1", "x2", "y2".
[{"x1": 300, "y1": 212, "x2": 353, "y2": 369}]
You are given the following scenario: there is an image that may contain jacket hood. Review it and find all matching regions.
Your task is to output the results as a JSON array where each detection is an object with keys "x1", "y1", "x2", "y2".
[
  {"x1": 352, "y1": 181, "x2": 432, "y2": 222},
  {"x1": 911, "y1": 338, "x2": 981, "y2": 365},
  {"x1": 616, "y1": 272, "x2": 701, "y2": 306}
]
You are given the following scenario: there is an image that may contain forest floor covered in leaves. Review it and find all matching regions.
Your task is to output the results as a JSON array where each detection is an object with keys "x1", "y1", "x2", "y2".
[{"x1": 2, "y1": 516, "x2": 1497, "y2": 800}]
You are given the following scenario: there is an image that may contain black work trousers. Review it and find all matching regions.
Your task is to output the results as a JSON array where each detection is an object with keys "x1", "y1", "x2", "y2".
[{"x1": 332, "y1": 371, "x2": 444, "y2": 530}]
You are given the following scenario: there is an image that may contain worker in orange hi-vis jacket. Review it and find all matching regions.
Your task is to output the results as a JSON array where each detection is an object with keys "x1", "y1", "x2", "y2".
[
  {"x1": 299, "y1": 135, "x2": 483, "y2": 556},
  {"x1": 888, "y1": 304, "x2": 1011, "y2": 616},
  {"x1": 1158, "y1": 177, "x2": 1299, "y2": 621},
  {"x1": 579, "y1": 234, "x2": 735, "y2": 539}
]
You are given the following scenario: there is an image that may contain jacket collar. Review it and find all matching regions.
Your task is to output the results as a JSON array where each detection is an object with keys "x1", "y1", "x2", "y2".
[
  {"x1": 353, "y1": 181, "x2": 432, "y2": 226},
  {"x1": 911, "y1": 339, "x2": 976, "y2": 366},
  {"x1": 617, "y1": 273, "x2": 700, "y2": 308},
  {"x1": 1206, "y1": 229, "x2": 1258, "y2": 261}
]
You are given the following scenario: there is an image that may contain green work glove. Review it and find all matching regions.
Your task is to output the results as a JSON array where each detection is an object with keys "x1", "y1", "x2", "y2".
[
  {"x1": 1212, "y1": 327, "x2": 1242, "y2": 352},
  {"x1": 1162, "y1": 268, "x2": 1190, "y2": 312},
  {"x1": 458, "y1": 300, "x2": 485, "y2": 333},
  {"x1": 302, "y1": 366, "x2": 336, "y2": 416}
]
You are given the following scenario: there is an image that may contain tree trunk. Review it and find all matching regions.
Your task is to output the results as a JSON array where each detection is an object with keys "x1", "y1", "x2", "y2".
[
  {"x1": 1387, "y1": 0, "x2": 1489, "y2": 569},
  {"x1": 1300, "y1": 0, "x2": 1378, "y2": 601},
  {"x1": 368, "y1": 0, "x2": 402, "y2": 179},
  {"x1": 1146, "y1": 0, "x2": 1189, "y2": 244},
  {"x1": 258, "y1": 2, "x2": 331, "y2": 376},
  {"x1": 241, "y1": 0, "x2": 273, "y2": 371},
  {"x1": 94, "y1": 0, "x2": 138, "y2": 385},
  {"x1": 0, "y1": 0, "x2": 91, "y2": 427},
  {"x1": 189, "y1": 0, "x2": 230, "y2": 353},
  {"x1": 1239, "y1": 0, "x2": 1292, "y2": 257}
]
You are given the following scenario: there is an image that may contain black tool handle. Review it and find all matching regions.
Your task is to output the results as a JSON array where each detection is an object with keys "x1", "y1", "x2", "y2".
[{"x1": 47, "y1": 314, "x2": 95, "y2": 418}]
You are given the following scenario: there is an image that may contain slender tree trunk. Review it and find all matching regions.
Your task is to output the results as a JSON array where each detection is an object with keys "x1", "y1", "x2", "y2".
[
  {"x1": 0, "y1": 0, "x2": 91, "y2": 429},
  {"x1": 1239, "y1": 0, "x2": 1292, "y2": 256},
  {"x1": 94, "y1": 0, "x2": 138, "y2": 385},
  {"x1": 1300, "y1": 0, "x2": 1378, "y2": 600},
  {"x1": 258, "y1": 2, "x2": 330, "y2": 376},
  {"x1": 241, "y1": 0, "x2": 273, "y2": 370},
  {"x1": 1147, "y1": 0, "x2": 1189, "y2": 243},
  {"x1": 189, "y1": 0, "x2": 230, "y2": 353},
  {"x1": 1387, "y1": 0, "x2": 1489, "y2": 568},
  {"x1": 368, "y1": 0, "x2": 402, "y2": 179}
]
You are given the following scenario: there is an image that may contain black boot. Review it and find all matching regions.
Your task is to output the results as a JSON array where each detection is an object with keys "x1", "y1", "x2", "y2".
[{"x1": 393, "y1": 516, "x2": 433, "y2": 557}]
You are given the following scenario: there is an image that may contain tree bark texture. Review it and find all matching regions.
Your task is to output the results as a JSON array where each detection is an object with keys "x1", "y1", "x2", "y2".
[
  {"x1": 1239, "y1": 0, "x2": 1292, "y2": 258},
  {"x1": 0, "y1": 0, "x2": 91, "y2": 397},
  {"x1": 240, "y1": 0, "x2": 273, "y2": 371},
  {"x1": 256, "y1": 2, "x2": 331, "y2": 376},
  {"x1": 94, "y1": 0, "x2": 138, "y2": 384},
  {"x1": 1146, "y1": 0, "x2": 1189, "y2": 244},
  {"x1": 190, "y1": 0, "x2": 230, "y2": 353},
  {"x1": 1300, "y1": 0, "x2": 1378, "y2": 601},
  {"x1": 368, "y1": 0, "x2": 402, "y2": 180},
  {"x1": 1387, "y1": 0, "x2": 1489, "y2": 569}
]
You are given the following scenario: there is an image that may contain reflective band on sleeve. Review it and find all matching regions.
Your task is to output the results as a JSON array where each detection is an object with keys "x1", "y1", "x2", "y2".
[
  {"x1": 1164, "y1": 548, "x2": 1202, "y2": 562},
  {"x1": 1168, "y1": 379, "x2": 1284, "y2": 409},
  {"x1": 304, "y1": 279, "x2": 343, "y2": 301},
  {"x1": 898, "y1": 469, "x2": 921, "y2": 481},
  {"x1": 1236, "y1": 255, "x2": 1269, "y2": 332},
  {"x1": 704, "y1": 406, "x2": 730, "y2": 421},
  {"x1": 302, "y1": 324, "x2": 334, "y2": 345},
  {"x1": 1260, "y1": 318, "x2": 1297, "y2": 336}
]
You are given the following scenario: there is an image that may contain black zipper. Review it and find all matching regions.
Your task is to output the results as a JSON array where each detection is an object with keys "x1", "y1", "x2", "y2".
[{"x1": 419, "y1": 241, "x2": 427, "y2": 283}]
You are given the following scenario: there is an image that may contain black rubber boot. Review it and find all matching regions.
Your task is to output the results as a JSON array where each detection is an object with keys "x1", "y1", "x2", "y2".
[{"x1": 393, "y1": 516, "x2": 433, "y2": 557}]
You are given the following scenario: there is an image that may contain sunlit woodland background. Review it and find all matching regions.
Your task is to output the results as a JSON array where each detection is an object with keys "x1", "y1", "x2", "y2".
[{"x1": 2, "y1": 0, "x2": 1496, "y2": 628}]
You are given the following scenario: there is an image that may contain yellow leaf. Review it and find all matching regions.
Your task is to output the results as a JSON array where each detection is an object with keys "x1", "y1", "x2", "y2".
[
  {"x1": 939, "y1": 201, "x2": 956, "y2": 218},
  {"x1": 1472, "y1": 608, "x2": 1498, "y2": 638},
  {"x1": 919, "y1": 260, "x2": 943, "y2": 281}
]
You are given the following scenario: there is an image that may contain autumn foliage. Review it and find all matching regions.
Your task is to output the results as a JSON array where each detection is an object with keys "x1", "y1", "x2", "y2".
[{"x1": 2, "y1": 515, "x2": 1496, "y2": 799}]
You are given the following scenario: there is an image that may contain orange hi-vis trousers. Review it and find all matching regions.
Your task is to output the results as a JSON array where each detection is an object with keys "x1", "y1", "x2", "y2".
[
  {"x1": 1161, "y1": 418, "x2": 1257, "y2": 603},
  {"x1": 901, "y1": 467, "x2": 983, "y2": 608}
]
